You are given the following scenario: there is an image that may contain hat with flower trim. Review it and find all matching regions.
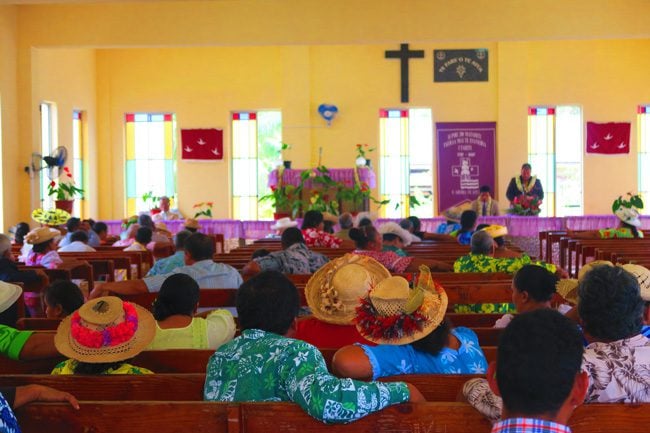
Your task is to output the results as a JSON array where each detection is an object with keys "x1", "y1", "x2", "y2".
[
  {"x1": 31, "y1": 208, "x2": 70, "y2": 226},
  {"x1": 612, "y1": 193, "x2": 643, "y2": 228},
  {"x1": 355, "y1": 266, "x2": 448, "y2": 345},
  {"x1": 55, "y1": 296, "x2": 155, "y2": 363}
]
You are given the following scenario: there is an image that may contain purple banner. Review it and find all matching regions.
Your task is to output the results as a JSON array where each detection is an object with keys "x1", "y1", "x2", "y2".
[{"x1": 436, "y1": 122, "x2": 496, "y2": 212}]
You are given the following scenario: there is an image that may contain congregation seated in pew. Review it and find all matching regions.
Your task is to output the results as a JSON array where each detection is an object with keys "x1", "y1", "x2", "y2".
[
  {"x1": 333, "y1": 272, "x2": 487, "y2": 380},
  {"x1": 146, "y1": 230, "x2": 191, "y2": 276},
  {"x1": 0, "y1": 234, "x2": 47, "y2": 287},
  {"x1": 57, "y1": 230, "x2": 96, "y2": 253},
  {"x1": 42, "y1": 280, "x2": 84, "y2": 320},
  {"x1": 23, "y1": 228, "x2": 62, "y2": 270}
]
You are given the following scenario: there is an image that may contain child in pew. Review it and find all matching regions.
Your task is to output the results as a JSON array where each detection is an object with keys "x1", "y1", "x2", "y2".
[
  {"x1": 204, "y1": 271, "x2": 425, "y2": 424},
  {"x1": 24, "y1": 227, "x2": 63, "y2": 269},
  {"x1": 52, "y1": 296, "x2": 155, "y2": 375},
  {"x1": 332, "y1": 268, "x2": 488, "y2": 380},
  {"x1": 147, "y1": 274, "x2": 235, "y2": 350},
  {"x1": 43, "y1": 280, "x2": 84, "y2": 319},
  {"x1": 294, "y1": 254, "x2": 385, "y2": 348}
]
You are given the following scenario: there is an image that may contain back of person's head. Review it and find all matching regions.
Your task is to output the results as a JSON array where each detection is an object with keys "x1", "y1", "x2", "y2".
[
  {"x1": 301, "y1": 210, "x2": 323, "y2": 229},
  {"x1": 407, "y1": 216, "x2": 421, "y2": 232},
  {"x1": 339, "y1": 213, "x2": 354, "y2": 229},
  {"x1": 513, "y1": 265, "x2": 558, "y2": 302},
  {"x1": 66, "y1": 217, "x2": 81, "y2": 232},
  {"x1": 251, "y1": 249, "x2": 270, "y2": 259},
  {"x1": 174, "y1": 230, "x2": 192, "y2": 250},
  {"x1": 358, "y1": 217, "x2": 373, "y2": 228},
  {"x1": 281, "y1": 227, "x2": 304, "y2": 249},
  {"x1": 135, "y1": 227, "x2": 153, "y2": 245},
  {"x1": 323, "y1": 220, "x2": 335, "y2": 234},
  {"x1": 578, "y1": 265, "x2": 643, "y2": 341},
  {"x1": 479, "y1": 185, "x2": 491, "y2": 193},
  {"x1": 14, "y1": 223, "x2": 30, "y2": 244},
  {"x1": 70, "y1": 230, "x2": 89, "y2": 244},
  {"x1": 471, "y1": 230, "x2": 494, "y2": 255},
  {"x1": 152, "y1": 274, "x2": 200, "y2": 320},
  {"x1": 93, "y1": 221, "x2": 108, "y2": 235},
  {"x1": 460, "y1": 210, "x2": 478, "y2": 231},
  {"x1": 0, "y1": 234, "x2": 11, "y2": 256},
  {"x1": 138, "y1": 214, "x2": 155, "y2": 229},
  {"x1": 399, "y1": 218, "x2": 414, "y2": 233},
  {"x1": 349, "y1": 225, "x2": 379, "y2": 250},
  {"x1": 184, "y1": 233, "x2": 215, "y2": 261},
  {"x1": 410, "y1": 319, "x2": 451, "y2": 356},
  {"x1": 496, "y1": 309, "x2": 583, "y2": 417},
  {"x1": 237, "y1": 271, "x2": 299, "y2": 335},
  {"x1": 43, "y1": 280, "x2": 85, "y2": 318}
]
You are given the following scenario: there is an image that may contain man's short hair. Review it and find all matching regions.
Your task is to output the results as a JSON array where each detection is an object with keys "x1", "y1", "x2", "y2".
[
  {"x1": 66, "y1": 217, "x2": 81, "y2": 232},
  {"x1": 460, "y1": 210, "x2": 478, "y2": 230},
  {"x1": 578, "y1": 265, "x2": 643, "y2": 341},
  {"x1": 338, "y1": 213, "x2": 354, "y2": 229},
  {"x1": 184, "y1": 233, "x2": 215, "y2": 261},
  {"x1": 479, "y1": 185, "x2": 491, "y2": 193},
  {"x1": 497, "y1": 309, "x2": 583, "y2": 417},
  {"x1": 281, "y1": 227, "x2": 304, "y2": 249},
  {"x1": 135, "y1": 227, "x2": 153, "y2": 245},
  {"x1": 513, "y1": 265, "x2": 558, "y2": 302},
  {"x1": 521, "y1": 163, "x2": 532, "y2": 170},
  {"x1": 237, "y1": 271, "x2": 299, "y2": 335},
  {"x1": 174, "y1": 230, "x2": 192, "y2": 250},
  {"x1": 70, "y1": 230, "x2": 89, "y2": 243},
  {"x1": 471, "y1": 230, "x2": 493, "y2": 255},
  {"x1": 93, "y1": 221, "x2": 108, "y2": 234}
]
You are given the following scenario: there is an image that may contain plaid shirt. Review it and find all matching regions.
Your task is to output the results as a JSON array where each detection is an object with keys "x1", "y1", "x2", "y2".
[{"x1": 492, "y1": 418, "x2": 571, "y2": 433}]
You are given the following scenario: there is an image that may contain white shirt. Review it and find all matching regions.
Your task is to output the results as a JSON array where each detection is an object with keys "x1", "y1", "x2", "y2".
[{"x1": 58, "y1": 241, "x2": 97, "y2": 253}]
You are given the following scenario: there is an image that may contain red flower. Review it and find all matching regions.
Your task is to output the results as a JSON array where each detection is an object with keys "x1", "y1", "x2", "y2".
[
  {"x1": 356, "y1": 144, "x2": 362, "y2": 148},
  {"x1": 270, "y1": 185, "x2": 277, "y2": 192},
  {"x1": 63, "y1": 167, "x2": 70, "y2": 173},
  {"x1": 49, "y1": 181, "x2": 56, "y2": 187}
]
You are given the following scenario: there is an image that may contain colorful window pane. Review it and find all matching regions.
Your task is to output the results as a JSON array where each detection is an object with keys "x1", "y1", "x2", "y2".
[
  {"x1": 72, "y1": 110, "x2": 86, "y2": 217},
  {"x1": 639, "y1": 105, "x2": 650, "y2": 208}
]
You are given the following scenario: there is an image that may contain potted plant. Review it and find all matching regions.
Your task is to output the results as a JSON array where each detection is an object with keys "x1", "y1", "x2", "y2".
[
  {"x1": 281, "y1": 142, "x2": 292, "y2": 169},
  {"x1": 47, "y1": 167, "x2": 84, "y2": 214},
  {"x1": 260, "y1": 184, "x2": 302, "y2": 219},
  {"x1": 142, "y1": 191, "x2": 160, "y2": 215},
  {"x1": 355, "y1": 143, "x2": 374, "y2": 167}
]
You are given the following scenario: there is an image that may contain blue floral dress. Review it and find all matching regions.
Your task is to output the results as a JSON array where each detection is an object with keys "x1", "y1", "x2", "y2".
[
  {"x1": 358, "y1": 327, "x2": 488, "y2": 380},
  {"x1": 0, "y1": 393, "x2": 20, "y2": 433}
]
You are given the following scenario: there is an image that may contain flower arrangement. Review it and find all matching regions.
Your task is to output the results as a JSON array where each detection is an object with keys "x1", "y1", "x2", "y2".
[
  {"x1": 354, "y1": 295, "x2": 430, "y2": 341},
  {"x1": 47, "y1": 167, "x2": 84, "y2": 200},
  {"x1": 121, "y1": 215, "x2": 138, "y2": 230},
  {"x1": 355, "y1": 143, "x2": 374, "y2": 159},
  {"x1": 508, "y1": 195, "x2": 542, "y2": 216},
  {"x1": 193, "y1": 202, "x2": 214, "y2": 218},
  {"x1": 142, "y1": 191, "x2": 160, "y2": 214},
  {"x1": 70, "y1": 302, "x2": 138, "y2": 348},
  {"x1": 612, "y1": 193, "x2": 643, "y2": 213}
]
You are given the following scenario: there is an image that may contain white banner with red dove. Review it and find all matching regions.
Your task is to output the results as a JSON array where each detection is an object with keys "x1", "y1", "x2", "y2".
[
  {"x1": 181, "y1": 129, "x2": 223, "y2": 161},
  {"x1": 586, "y1": 122, "x2": 631, "y2": 155}
]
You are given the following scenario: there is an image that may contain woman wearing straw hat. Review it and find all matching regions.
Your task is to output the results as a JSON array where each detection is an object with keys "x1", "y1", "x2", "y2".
[
  {"x1": 568, "y1": 194, "x2": 645, "y2": 239},
  {"x1": 52, "y1": 296, "x2": 155, "y2": 374},
  {"x1": 295, "y1": 254, "x2": 388, "y2": 348},
  {"x1": 332, "y1": 268, "x2": 487, "y2": 380},
  {"x1": 24, "y1": 227, "x2": 62, "y2": 269}
]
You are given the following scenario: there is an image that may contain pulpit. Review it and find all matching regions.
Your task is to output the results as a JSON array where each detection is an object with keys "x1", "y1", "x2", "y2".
[{"x1": 268, "y1": 167, "x2": 376, "y2": 217}]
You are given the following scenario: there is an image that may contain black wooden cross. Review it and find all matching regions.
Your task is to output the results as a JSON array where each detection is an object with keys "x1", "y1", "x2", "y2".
[{"x1": 385, "y1": 43, "x2": 425, "y2": 103}]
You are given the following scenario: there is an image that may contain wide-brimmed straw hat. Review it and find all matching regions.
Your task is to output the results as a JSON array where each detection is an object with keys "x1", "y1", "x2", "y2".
[
  {"x1": 378, "y1": 222, "x2": 412, "y2": 247},
  {"x1": 270, "y1": 217, "x2": 298, "y2": 231},
  {"x1": 556, "y1": 260, "x2": 614, "y2": 305},
  {"x1": 480, "y1": 225, "x2": 508, "y2": 239},
  {"x1": 25, "y1": 227, "x2": 60, "y2": 245},
  {"x1": 0, "y1": 282, "x2": 22, "y2": 314},
  {"x1": 55, "y1": 296, "x2": 155, "y2": 363},
  {"x1": 618, "y1": 263, "x2": 650, "y2": 302},
  {"x1": 154, "y1": 222, "x2": 172, "y2": 235},
  {"x1": 305, "y1": 254, "x2": 390, "y2": 325},
  {"x1": 442, "y1": 202, "x2": 472, "y2": 223},
  {"x1": 355, "y1": 266, "x2": 448, "y2": 345},
  {"x1": 184, "y1": 218, "x2": 201, "y2": 230},
  {"x1": 31, "y1": 208, "x2": 70, "y2": 226}
]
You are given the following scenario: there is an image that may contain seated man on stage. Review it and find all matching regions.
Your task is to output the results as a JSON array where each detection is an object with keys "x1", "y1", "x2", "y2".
[
  {"x1": 505, "y1": 163, "x2": 544, "y2": 206},
  {"x1": 471, "y1": 185, "x2": 500, "y2": 216},
  {"x1": 152, "y1": 196, "x2": 183, "y2": 222}
]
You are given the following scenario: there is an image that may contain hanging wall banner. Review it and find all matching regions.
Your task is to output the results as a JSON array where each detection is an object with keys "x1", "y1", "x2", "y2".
[
  {"x1": 434, "y1": 49, "x2": 488, "y2": 82},
  {"x1": 181, "y1": 128, "x2": 223, "y2": 161},
  {"x1": 436, "y1": 122, "x2": 496, "y2": 212}
]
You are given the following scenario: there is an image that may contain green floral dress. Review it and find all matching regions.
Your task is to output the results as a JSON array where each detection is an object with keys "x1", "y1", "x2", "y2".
[
  {"x1": 51, "y1": 359, "x2": 153, "y2": 375},
  {"x1": 452, "y1": 254, "x2": 557, "y2": 313},
  {"x1": 204, "y1": 329, "x2": 410, "y2": 423},
  {"x1": 598, "y1": 228, "x2": 644, "y2": 239}
]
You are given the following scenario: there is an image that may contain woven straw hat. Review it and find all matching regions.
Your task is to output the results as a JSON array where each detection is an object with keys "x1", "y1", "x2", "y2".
[
  {"x1": 0, "y1": 282, "x2": 22, "y2": 314},
  {"x1": 270, "y1": 217, "x2": 298, "y2": 231},
  {"x1": 305, "y1": 254, "x2": 390, "y2": 325},
  {"x1": 378, "y1": 222, "x2": 412, "y2": 246},
  {"x1": 155, "y1": 222, "x2": 172, "y2": 235},
  {"x1": 25, "y1": 227, "x2": 60, "y2": 245},
  {"x1": 442, "y1": 202, "x2": 472, "y2": 223},
  {"x1": 618, "y1": 264, "x2": 650, "y2": 301},
  {"x1": 480, "y1": 225, "x2": 508, "y2": 239},
  {"x1": 184, "y1": 218, "x2": 201, "y2": 230},
  {"x1": 355, "y1": 267, "x2": 448, "y2": 345},
  {"x1": 556, "y1": 260, "x2": 614, "y2": 304},
  {"x1": 31, "y1": 208, "x2": 71, "y2": 226},
  {"x1": 55, "y1": 296, "x2": 155, "y2": 363}
]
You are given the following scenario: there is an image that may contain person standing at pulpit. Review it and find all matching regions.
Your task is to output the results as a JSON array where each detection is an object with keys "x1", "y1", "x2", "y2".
[
  {"x1": 471, "y1": 186, "x2": 500, "y2": 216},
  {"x1": 506, "y1": 163, "x2": 544, "y2": 205}
]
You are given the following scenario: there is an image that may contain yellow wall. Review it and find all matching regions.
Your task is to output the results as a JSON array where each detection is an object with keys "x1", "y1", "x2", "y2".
[
  {"x1": 4, "y1": 0, "x2": 650, "y2": 222},
  {"x1": 0, "y1": 6, "x2": 17, "y2": 229}
]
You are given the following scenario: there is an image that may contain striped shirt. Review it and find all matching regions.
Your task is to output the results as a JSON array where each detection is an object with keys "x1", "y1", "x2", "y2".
[
  {"x1": 492, "y1": 418, "x2": 571, "y2": 433},
  {"x1": 144, "y1": 259, "x2": 242, "y2": 292}
]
